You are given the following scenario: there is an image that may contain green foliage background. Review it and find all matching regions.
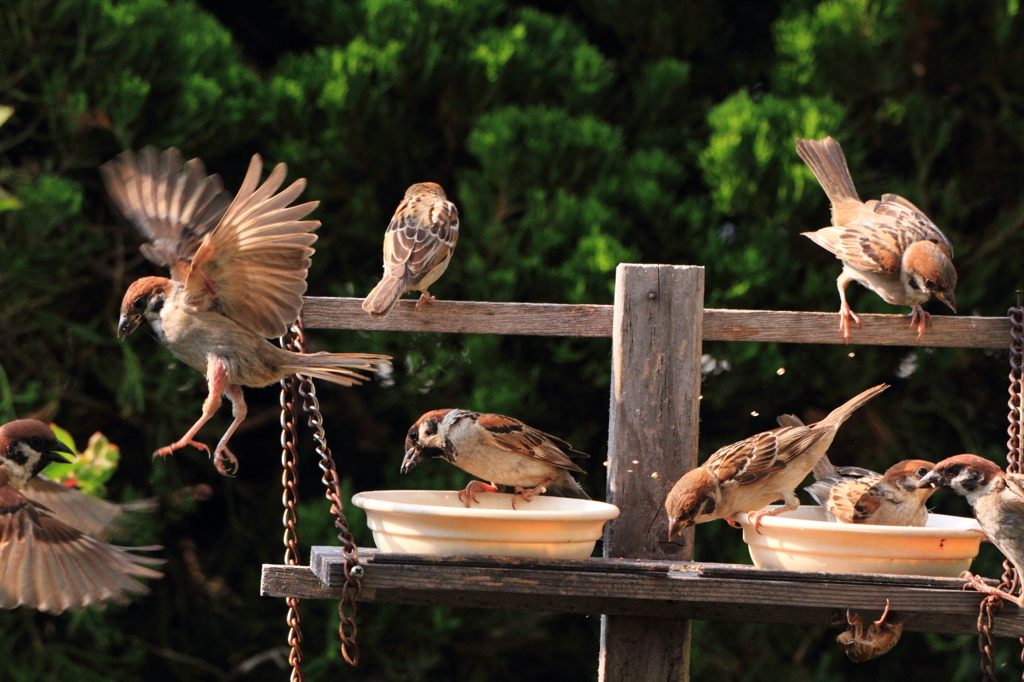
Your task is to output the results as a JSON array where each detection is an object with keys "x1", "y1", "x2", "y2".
[{"x1": 1, "y1": 0, "x2": 1023, "y2": 679}]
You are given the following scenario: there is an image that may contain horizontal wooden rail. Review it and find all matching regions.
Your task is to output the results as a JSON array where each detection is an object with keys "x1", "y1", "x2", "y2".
[
  {"x1": 301, "y1": 297, "x2": 1010, "y2": 348},
  {"x1": 259, "y1": 548, "x2": 1024, "y2": 638}
]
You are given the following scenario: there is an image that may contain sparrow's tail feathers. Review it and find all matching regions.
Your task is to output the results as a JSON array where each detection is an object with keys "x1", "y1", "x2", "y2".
[
  {"x1": 820, "y1": 384, "x2": 889, "y2": 428},
  {"x1": 796, "y1": 137, "x2": 860, "y2": 204},
  {"x1": 545, "y1": 473, "x2": 591, "y2": 500},
  {"x1": 362, "y1": 275, "x2": 407, "y2": 318},
  {"x1": 811, "y1": 453, "x2": 839, "y2": 482},
  {"x1": 284, "y1": 352, "x2": 391, "y2": 386}
]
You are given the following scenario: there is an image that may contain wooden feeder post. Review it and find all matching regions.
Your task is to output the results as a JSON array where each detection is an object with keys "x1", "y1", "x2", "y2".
[{"x1": 601, "y1": 264, "x2": 704, "y2": 681}]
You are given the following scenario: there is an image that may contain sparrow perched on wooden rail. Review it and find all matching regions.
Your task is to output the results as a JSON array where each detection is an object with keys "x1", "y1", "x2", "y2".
[
  {"x1": 796, "y1": 136, "x2": 957, "y2": 341},
  {"x1": 664, "y1": 384, "x2": 887, "y2": 539},
  {"x1": 0, "y1": 420, "x2": 162, "y2": 613},
  {"x1": 803, "y1": 450, "x2": 936, "y2": 526},
  {"x1": 400, "y1": 409, "x2": 589, "y2": 508},
  {"x1": 918, "y1": 454, "x2": 1024, "y2": 606},
  {"x1": 103, "y1": 148, "x2": 390, "y2": 474},
  {"x1": 362, "y1": 182, "x2": 459, "y2": 318}
]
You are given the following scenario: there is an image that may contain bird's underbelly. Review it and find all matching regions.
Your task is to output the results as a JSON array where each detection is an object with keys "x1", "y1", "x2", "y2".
[
  {"x1": 158, "y1": 312, "x2": 282, "y2": 386},
  {"x1": 454, "y1": 450, "x2": 555, "y2": 487},
  {"x1": 844, "y1": 264, "x2": 927, "y2": 306}
]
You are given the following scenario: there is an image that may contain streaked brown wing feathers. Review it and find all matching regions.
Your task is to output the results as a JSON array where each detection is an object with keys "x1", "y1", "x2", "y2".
[
  {"x1": 101, "y1": 147, "x2": 230, "y2": 280},
  {"x1": 475, "y1": 413, "x2": 586, "y2": 473}
]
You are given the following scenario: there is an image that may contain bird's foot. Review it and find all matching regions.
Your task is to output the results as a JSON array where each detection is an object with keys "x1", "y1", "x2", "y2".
[
  {"x1": 747, "y1": 504, "x2": 795, "y2": 535},
  {"x1": 414, "y1": 292, "x2": 437, "y2": 312},
  {"x1": 458, "y1": 480, "x2": 499, "y2": 507},
  {"x1": 838, "y1": 303, "x2": 862, "y2": 343},
  {"x1": 511, "y1": 479, "x2": 552, "y2": 509},
  {"x1": 960, "y1": 572, "x2": 1023, "y2": 607},
  {"x1": 154, "y1": 437, "x2": 210, "y2": 459},
  {"x1": 213, "y1": 444, "x2": 239, "y2": 477},
  {"x1": 908, "y1": 305, "x2": 931, "y2": 340},
  {"x1": 725, "y1": 517, "x2": 742, "y2": 529}
]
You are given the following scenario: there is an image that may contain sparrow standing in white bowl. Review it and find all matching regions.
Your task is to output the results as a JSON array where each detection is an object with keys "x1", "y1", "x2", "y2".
[
  {"x1": 796, "y1": 136, "x2": 957, "y2": 341},
  {"x1": 804, "y1": 452, "x2": 936, "y2": 526},
  {"x1": 664, "y1": 384, "x2": 887, "y2": 539},
  {"x1": 104, "y1": 148, "x2": 390, "y2": 474},
  {"x1": 918, "y1": 454, "x2": 1024, "y2": 606},
  {"x1": 362, "y1": 182, "x2": 459, "y2": 318},
  {"x1": 0, "y1": 420, "x2": 162, "y2": 613},
  {"x1": 400, "y1": 409, "x2": 589, "y2": 508}
]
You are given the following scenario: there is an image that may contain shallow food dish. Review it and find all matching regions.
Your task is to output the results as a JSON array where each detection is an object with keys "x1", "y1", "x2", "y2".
[
  {"x1": 352, "y1": 490, "x2": 621, "y2": 559},
  {"x1": 731, "y1": 505, "x2": 985, "y2": 577}
]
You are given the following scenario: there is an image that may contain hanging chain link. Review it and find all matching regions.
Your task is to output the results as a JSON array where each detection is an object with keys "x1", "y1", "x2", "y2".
[
  {"x1": 978, "y1": 292, "x2": 1024, "y2": 681},
  {"x1": 288, "y1": 319, "x2": 363, "y2": 666},
  {"x1": 280, "y1": 331, "x2": 306, "y2": 682}
]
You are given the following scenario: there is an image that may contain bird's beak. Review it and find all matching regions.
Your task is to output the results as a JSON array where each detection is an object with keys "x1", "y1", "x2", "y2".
[
  {"x1": 118, "y1": 313, "x2": 140, "y2": 339},
  {"x1": 45, "y1": 439, "x2": 74, "y2": 465},
  {"x1": 917, "y1": 470, "x2": 942, "y2": 489},
  {"x1": 934, "y1": 291, "x2": 957, "y2": 314},
  {"x1": 667, "y1": 517, "x2": 685, "y2": 543},
  {"x1": 400, "y1": 449, "x2": 421, "y2": 475}
]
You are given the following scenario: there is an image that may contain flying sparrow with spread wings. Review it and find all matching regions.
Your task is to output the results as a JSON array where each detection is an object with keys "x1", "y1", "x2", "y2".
[
  {"x1": 796, "y1": 136, "x2": 957, "y2": 341},
  {"x1": 400, "y1": 409, "x2": 589, "y2": 508},
  {"x1": 362, "y1": 182, "x2": 459, "y2": 318},
  {"x1": 103, "y1": 148, "x2": 390, "y2": 475},
  {"x1": 0, "y1": 420, "x2": 162, "y2": 613},
  {"x1": 803, "y1": 452, "x2": 936, "y2": 526},
  {"x1": 918, "y1": 454, "x2": 1024, "y2": 606},
  {"x1": 664, "y1": 384, "x2": 887, "y2": 539}
]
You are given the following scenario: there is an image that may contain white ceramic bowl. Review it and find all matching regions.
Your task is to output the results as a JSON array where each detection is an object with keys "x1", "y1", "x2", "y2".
[
  {"x1": 731, "y1": 505, "x2": 985, "y2": 577},
  {"x1": 352, "y1": 490, "x2": 620, "y2": 559}
]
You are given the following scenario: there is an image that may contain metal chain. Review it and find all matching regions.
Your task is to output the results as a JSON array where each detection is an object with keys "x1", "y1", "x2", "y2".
[
  {"x1": 290, "y1": 319, "x2": 363, "y2": 666},
  {"x1": 280, "y1": 332, "x2": 305, "y2": 682},
  {"x1": 978, "y1": 292, "x2": 1024, "y2": 681}
]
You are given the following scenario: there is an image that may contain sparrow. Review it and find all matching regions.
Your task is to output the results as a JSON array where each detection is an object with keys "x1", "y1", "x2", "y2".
[
  {"x1": 796, "y1": 136, "x2": 957, "y2": 341},
  {"x1": 664, "y1": 384, "x2": 887, "y2": 540},
  {"x1": 400, "y1": 409, "x2": 590, "y2": 508},
  {"x1": 800, "y1": 443, "x2": 936, "y2": 526},
  {"x1": 0, "y1": 420, "x2": 163, "y2": 613},
  {"x1": 103, "y1": 148, "x2": 390, "y2": 474},
  {"x1": 362, "y1": 182, "x2": 459, "y2": 318},
  {"x1": 918, "y1": 454, "x2": 1024, "y2": 606},
  {"x1": 831, "y1": 599, "x2": 905, "y2": 662}
]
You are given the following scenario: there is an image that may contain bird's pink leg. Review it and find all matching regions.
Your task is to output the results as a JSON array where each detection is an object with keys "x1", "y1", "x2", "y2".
[
  {"x1": 908, "y1": 305, "x2": 932, "y2": 340},
  {"x1": 960, "y1": 571, "x2": 1023, "y2": 607},
  {"x1": 458, "y1": 480, "x2": 499, "y2": 507},
  {"x1": 511, "y1": 478, "x2": 553, "y2": 509},
  {"x1": 747, "y1": 491, "x2": 800, "y2": 535},
  {"x1": 154, "y1": 356, "x2": 228, "y2": 460},
  {"x1": 836, "y1": 273, "x2": 861, "y2": 343},
  {"x1": 725, "y1": 517, "x2": 742, "y2": 529},
  {"x1": 415, "y1": 290, "x2": 436, "y2": 311},
  {"x1": 211, "y1": 384, "x2": 246, "y2": 476}
]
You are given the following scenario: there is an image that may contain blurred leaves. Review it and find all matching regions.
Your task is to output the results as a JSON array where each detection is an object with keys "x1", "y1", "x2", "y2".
[
  {"x1": 44, "y1": 425, "x2": 121, "y2": 497},
  {"x1": 0, "y1": 0, "x2": 1022, "y2": 680}
]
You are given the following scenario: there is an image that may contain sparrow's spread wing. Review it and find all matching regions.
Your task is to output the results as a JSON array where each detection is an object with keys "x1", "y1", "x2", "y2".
[
  {"x1": 382, "y1": 190, "x2": 459, "y2": 287},
  {"x1": 183, "y1": 154, "x2": 320, "y2": 338},
  {"x1": 804, "y1": 196, "x2": 951, "y2": 275},
  {"x1": 826, "y1": 474, "x2": 883, "y2": 523},
  {"x1": 0, "y1": 483, "x2": 163, "y2": 614},
  {"x1": 21, "y1": 475, "x2": 157, "y2": 542},
  {"x1": 706, "y1": 426, "x2": 830, "y2": 488},
  {"x1": 101, "y1": 147, "x2": 230, "y2": 281},
  {"x1": 473, "y1": 413, "x2": 586, "y2": 473}
]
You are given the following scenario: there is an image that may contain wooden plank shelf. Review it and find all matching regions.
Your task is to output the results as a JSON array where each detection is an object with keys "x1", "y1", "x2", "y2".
[
  {"x1": 301, "y1": 296, "x2": 1010, "y2": 348},
  {"x1": 260, "y1": 548, "x2": 1024, "y2": 638}
]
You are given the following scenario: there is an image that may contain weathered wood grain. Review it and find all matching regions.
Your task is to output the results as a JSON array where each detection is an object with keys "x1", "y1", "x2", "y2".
[
  {"x1": 299, "y1": 296, "x2": 1010, "y2": 348},
  {"x1": 262, "y1": 559, "x2": 1024, "y2": 638},
  {"x1": 601, "y1": 264, "x2": 704, "y2": 682}
]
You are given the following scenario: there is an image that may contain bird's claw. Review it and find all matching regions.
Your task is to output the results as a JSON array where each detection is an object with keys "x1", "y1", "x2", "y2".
[
  {"x1": 725, "y1": 517, "x2": 742, "y2": 529},
  {"x1": 908, "y1": 306, "x2": 931, "y2": 340},
  {"x1": 458, "y1": 480, "x2": 498, "y2": 507},
  {"x1": 414, "y1": 292, "x2": 437, "y2": 312},
  {"x1": 747, "y1": 510, "x2": 768, "y2": 535},
  {"x1": 511, "y1": 481, "x2": 549, "y2": 509},
  {"x1": 154, "y1": 438, "x2": 210, "y2": 459},
  {"x1": 213, "y1": 445, "x2": 239, "y2": 477},
  {"x1": 838, "y1": 304, "x2": 862, "y2": 343}
]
